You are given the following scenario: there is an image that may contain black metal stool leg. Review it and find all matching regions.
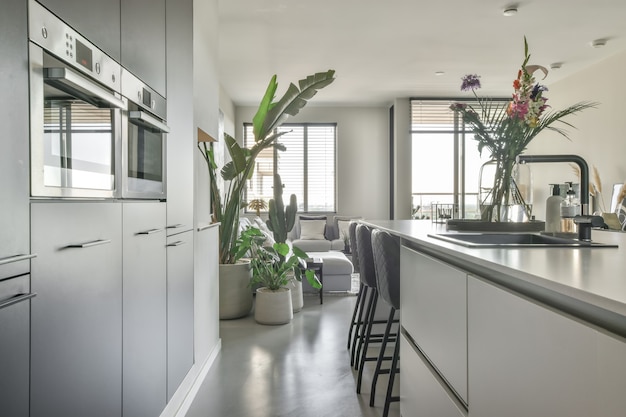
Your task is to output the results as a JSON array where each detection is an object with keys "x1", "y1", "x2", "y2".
[
  {"x1": 383, "y1": 331, "x2": 401, "y2": 417},
  {"x1": 350, "y1": 285, "x2": 368, "y2": 367},
  {"x1": 356, "y1": 289, "x2": 378, "y2": 392},
  {"x1": 370, "y1": 307, "x2": 396, "y2": 406},
  {"x1": 347, "y1": 282, "x2": 364, "y2": 350},
  {"x1": 354, "y1": 287, "x2": 375, "y2": 371}
]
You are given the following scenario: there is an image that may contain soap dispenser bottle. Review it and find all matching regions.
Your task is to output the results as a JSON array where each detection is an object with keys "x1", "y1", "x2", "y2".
[
  {"x1": 545, "y1": 184, "x2": 564, "y2": 233},
  {"x1": 560, "y1": 182, "x2": 580, "y2": 233}
]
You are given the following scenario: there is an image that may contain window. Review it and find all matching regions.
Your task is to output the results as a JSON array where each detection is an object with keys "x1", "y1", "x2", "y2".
[
  {"x1": 410, "y1": 99, "x2": 506, "y2": 220},
  {"x1": 244, "y1": 123, "x2": 336, "y2": 212}
]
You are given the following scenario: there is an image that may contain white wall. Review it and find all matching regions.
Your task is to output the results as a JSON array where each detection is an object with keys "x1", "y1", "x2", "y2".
[
  {"x1": 525, "y1": 50, "x2": 626, "y2": 217},
  {"x1": 192, "y1": 0, "x2": 220, "y2": 366},
  {"x1": 235, "y1": 105, "x2": 391, "y2": 221}
]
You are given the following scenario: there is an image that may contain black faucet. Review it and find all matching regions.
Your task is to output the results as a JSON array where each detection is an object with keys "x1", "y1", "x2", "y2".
[
  {"x1": 516, "y1": 154, "x2": 590, "y2": 216},
  {"x1": 574, "y1": 215, "x2": 608, "y2": 241}
]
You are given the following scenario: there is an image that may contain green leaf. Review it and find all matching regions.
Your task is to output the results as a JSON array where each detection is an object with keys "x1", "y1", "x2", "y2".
[
  {"x1": 274, "y1": 242, "x2": 290, "y2": 257},
  {"x1": 262, "y1": 70, "x2": 335, "y2": 136},
  {"x1": 253, "y1": 75, "x2": 278, "y2": 141}
]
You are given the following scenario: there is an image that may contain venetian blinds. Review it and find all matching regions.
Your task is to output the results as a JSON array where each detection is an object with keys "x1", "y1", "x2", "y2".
[{"x1": 244, "y1": 123, "x2": 336, "y2": 212}]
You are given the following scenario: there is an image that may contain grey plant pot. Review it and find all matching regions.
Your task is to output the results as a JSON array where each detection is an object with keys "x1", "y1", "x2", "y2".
[
  {"x1": 255, "y1": 287, "x2": 293, "y2": 325},
  {"x1": 219, "y1": 260, "x2": 253, "y2": 319}
]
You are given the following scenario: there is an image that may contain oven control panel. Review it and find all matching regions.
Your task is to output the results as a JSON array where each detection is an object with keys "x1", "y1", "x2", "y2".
[{"x1": 28, "y1": 0, "x2": 121, "y2": 94}]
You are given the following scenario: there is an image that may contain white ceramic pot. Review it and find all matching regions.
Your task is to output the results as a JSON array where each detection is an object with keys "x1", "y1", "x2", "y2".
[
  {"x1": 255, "y1": 287, "x2": 293, "y2": 325},
  {"x1": 289, "y1": 278, "x2": 304, "y2": 313},
  {"x1": 219, "y1": 260, "x2": 253, "y2": 319}
]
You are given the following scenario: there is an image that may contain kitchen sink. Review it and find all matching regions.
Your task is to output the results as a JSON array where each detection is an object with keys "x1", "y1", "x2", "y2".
[{"x1": 428, "y1": 233, "x2": 618, "y2": 248}]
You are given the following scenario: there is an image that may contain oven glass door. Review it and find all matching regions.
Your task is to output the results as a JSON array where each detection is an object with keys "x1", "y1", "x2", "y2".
[
  {"x1": 123, "y1": 109, "x2": 167, "y2": 199},
  {"x1": 43, "y1": 99, "x2": 115, "y2": 191}
]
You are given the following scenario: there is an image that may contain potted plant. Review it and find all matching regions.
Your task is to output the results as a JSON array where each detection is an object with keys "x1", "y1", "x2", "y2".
[
  {"x1": 249, "y1": 234, "x2": 317, "y2": 325},
  {"x1": 266, "y1": 173, "x2": 322, "y2": 312},
  {"x1": 198, "y1": 70, "x2": 335, "y2": 319}
]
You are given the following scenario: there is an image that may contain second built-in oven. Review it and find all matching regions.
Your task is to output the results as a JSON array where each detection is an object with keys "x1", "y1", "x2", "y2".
[{"x1": 121, "y1": 71, "x2": 169, "y2": 200}]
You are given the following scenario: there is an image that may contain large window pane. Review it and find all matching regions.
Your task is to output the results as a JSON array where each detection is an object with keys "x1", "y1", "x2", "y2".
[{"x1": 244, "y1": 123, "x2": 336, "y2": 213}]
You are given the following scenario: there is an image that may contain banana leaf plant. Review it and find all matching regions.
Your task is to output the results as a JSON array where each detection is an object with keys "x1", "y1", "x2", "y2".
[{"x1": 198, "y1": 70, "x2": 335, "y2": 264}]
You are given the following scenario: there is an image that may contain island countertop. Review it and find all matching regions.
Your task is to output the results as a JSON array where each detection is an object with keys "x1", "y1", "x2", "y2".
[{"x1": 362, "y1": 219, "x2": 626, "y2": 337}]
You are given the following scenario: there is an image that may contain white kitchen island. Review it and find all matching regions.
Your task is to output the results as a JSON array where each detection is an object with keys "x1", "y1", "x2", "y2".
[{"x1": 363, "y1": 220, "x2": 626, "y2": 417}]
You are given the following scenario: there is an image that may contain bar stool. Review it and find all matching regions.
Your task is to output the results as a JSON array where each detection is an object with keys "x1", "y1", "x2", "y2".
[
  {"x1": 346, "y1": 221, "x2": 362, "y2": 353},
  {"x1": 370, "y1": 229, "x2": 401, "y2": 417},
  {"x1": 354, "y1": 224, "x2": 391, "y2": 393}
]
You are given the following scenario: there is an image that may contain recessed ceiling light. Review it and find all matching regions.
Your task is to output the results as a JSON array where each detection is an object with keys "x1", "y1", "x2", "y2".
[
  {"x1": 591, "y1": 39, "x2": 607, "y2": 48},
  {"x1": 503, "y1": 7, "x2": 518, "y2": 16},
  {"x1": 435, "y1": 71, "x2": 445, "y2": 76},
  {"x1": 550, "y1": 62, "x2": 562, "y2": 70}
]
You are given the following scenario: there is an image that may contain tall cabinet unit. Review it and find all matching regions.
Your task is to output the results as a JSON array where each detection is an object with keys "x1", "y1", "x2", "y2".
[
  {"x1": 1, "y1": 12, "x2": 32, "y2": 414},
  {"x1": 121, "y1": 0, "x2": 167, "y2": 96},
  {"x1": 30, "y1": 202, "x2": 123, "y2": 417},
  {"x1": 122, "y1": 202, "x2": 167, "y2": 417},
  {"x1": 165, "y1": 0, "x2": 195, "y2": 399},
  {"x1": 34, "y1": 0, "x2": 121, "y2": 61},
  {"x1": 0, "y1": 0, "x2": 31, "y2": 282}
]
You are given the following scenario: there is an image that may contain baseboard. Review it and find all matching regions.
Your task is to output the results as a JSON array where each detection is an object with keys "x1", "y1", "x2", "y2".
[{"x1": 159, "y1": 338, "x2": 222, "y2": 417}]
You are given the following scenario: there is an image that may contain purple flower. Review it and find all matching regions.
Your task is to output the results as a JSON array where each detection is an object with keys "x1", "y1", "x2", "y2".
[
  {"x1": 461, "y1": 74, "x2": 481, "y2": 91},
  {"x1": 530, "y1": 84, "x2": 548, "y2": 100}
]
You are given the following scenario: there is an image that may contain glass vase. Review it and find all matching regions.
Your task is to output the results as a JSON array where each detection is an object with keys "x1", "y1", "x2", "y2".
[{"x1": 478, "y1": 159, "x2": 533, "y2": 222}]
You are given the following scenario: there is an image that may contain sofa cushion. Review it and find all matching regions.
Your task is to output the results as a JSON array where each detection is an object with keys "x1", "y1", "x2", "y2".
[
  {"x1": 292, "y1": 239, "x2": 332, "y2": 252},
  {"x1": 295, "y1": 215, "x2": 328, "y2": 239},
  {"x1": 300, "y1": 219, "x2": 326, "y2": 240}
]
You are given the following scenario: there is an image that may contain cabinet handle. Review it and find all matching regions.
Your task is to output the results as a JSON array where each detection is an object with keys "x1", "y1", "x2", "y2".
[
  {"x1": 136, "y1": 228, "x2": 163, "y2": 235},
  {"x1": 197, "y1": 222, "x2": 219, "y2": 232},
  {"x1": 0, "y1": 293, "x2": 36, "y2": 310},
  {"x1": 0, "y1": 253, "x2": 37, "y2": 266},
  {"x1": 166, "y1": 224, "x2": 185, "y2": 229},
  {"x1": 64, "y1": 239, "x2": 112, "y2": 249},
  {"x1": 166, "y1": 241, "x2": 186, "y2": 247}
]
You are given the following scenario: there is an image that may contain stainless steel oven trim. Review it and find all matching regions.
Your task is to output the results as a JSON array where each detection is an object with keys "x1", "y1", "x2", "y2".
[
  {"x1": 29, "y1": 42, "x2": 122, "y2": 199},
  {"x1": 129, "y1": 111, "x2": 170, "y2": 133},
  {"x1": 44, "y1": 67, "x2": 126, "y2": 110}
]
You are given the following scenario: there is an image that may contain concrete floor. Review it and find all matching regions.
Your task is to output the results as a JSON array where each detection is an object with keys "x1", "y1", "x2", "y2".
[{"x1": 186, "y1": 294, "x2": 400, "y2": 417}]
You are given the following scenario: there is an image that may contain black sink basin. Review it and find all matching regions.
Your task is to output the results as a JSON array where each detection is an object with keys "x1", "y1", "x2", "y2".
[{"x1": 429, "y1": 233, "x2": 617, "y2": 248}]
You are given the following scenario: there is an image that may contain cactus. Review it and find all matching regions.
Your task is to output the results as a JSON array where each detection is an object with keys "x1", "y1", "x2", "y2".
[{"x1": 266, "y1": 173, "x2": 297, "y2": 243}]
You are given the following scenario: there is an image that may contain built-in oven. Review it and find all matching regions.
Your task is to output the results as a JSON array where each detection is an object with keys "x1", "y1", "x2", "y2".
[
  {"x1": 121, "y1": 71, "x2": 169, "y2": 200},
  {"x1": 28, "y1": 0, "x2": 124, "y2": 199}
]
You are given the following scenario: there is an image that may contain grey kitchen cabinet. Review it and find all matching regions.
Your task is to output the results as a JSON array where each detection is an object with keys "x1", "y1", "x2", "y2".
[
  {"x1": 121, "y1": 0, "x2": 166, "y2": 96},
  {"x1": 165, "y1": 0, "x2": 194, "y2": 235},
  {"x1": 400, "y1": 334, "x2": 466, "y2": 417},
  {"x1": 1, "y1": 0, "x2": 31, "y2": 281},
  {"x1": 30, "y1": 201, "x2": 123, "y2": 417},
  {"x1": 122, "y1": 202, "x2": 167, "y2": 417},
  {"x1": 166, "y1": 231, "x2": 194, "y2": 400},
  {"x1": 400, "y1": 246, "x2": 468, "y2": 404},
  {"x1": 468, "y1": 275, "x2": 626, "y2": 417},
  {"x1": 0, "y1": 275, "x2": 33, "y2": 417},
  {"x1": 34, "y1": 0, "x2": 121, "y2": 61}
]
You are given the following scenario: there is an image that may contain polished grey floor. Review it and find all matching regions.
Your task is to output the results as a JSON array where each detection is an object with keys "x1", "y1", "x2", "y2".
[{"x1": 186, "y1": 294, "x2": 399, "y2": 417}]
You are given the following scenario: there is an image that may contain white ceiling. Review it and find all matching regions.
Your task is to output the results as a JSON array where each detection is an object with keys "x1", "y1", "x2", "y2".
[{"x1": 218, "y1": 0, "x2": 626, "y2": 107}]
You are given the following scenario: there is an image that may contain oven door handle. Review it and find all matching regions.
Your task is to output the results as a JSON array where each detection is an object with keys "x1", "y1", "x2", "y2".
[
  {"x1": 44, "y1": 67, "x2": 127, "y2": 110},
  {"x1": 129, "y1": 111, "x2": 170, "y2": 133}
]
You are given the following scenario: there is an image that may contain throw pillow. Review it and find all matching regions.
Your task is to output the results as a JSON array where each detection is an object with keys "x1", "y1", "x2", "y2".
[
  {"x1": 299, "y1": 220, "x2": 326, "y2": 240},
  {"x1": 337, "y1": 220, "x2": 352, "y2": 242},
  {"x1": 297, "y1": 215, "x2": 328, "y2": 239}
]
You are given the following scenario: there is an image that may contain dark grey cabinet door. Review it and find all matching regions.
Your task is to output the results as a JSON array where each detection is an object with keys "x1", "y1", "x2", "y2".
[
  {"x1": 165, "y1": 0, "x2": 194, "y2": 234},
  {"x1": 35, "y1": 0, "x2": 121, "y2": 61},
  {"x1": 30, "y1": 202, "x2": 123, "y2": 417},
  {"x1": 0, "y1": 275, "x2": 31, "y2": 417},
  {"x1": 122, "y1": 202, "x2": 167, "y2": 417},
  {"x1": 121, "y1": 0, "x2": 166, "y2": 96},
  {"x1": 1, "y1": 0, "x2": 30, "y2": 281},
  {"x1": 166, "y1": 231, "x2": 194, "y2": 399}
]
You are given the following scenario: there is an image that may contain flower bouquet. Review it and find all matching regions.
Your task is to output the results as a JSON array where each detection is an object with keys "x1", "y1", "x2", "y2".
[{"x1": 451, "y1": 37, "x2": 597, "y2": 222}]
